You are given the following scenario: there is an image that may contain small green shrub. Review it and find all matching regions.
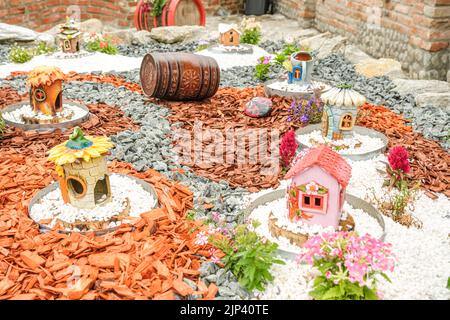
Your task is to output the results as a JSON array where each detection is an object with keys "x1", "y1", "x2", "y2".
[
  {"x1": 255, "y1": 56, "x2": 272, "y2": 81},
  {"x1": 33, "y1": 41, "x2": 55, "y2": 55},
  {"x1": 210, "y1": 221, "x2": 284, "y2": 291},
  {"x1": 150, "y1": 0, "x2": 167, "y2": 17},
  {"x1": 0, "y1": 113, "x2": 5, "y2": 137},
  {"x1": 9, "y1": 41, "x2": 55, "y2": 64},
  {"x1": 86, "y1": 35, "x2": 118, "y2": 55},
  {"x1": 241, "y1": 28, "x2": 262, "y2": 45},
  {"x1": 9, "y1": 46, "x2": 34, "y2": 63}
]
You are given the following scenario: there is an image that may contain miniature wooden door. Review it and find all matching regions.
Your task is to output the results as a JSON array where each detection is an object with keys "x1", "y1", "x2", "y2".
[{"x1": 321, "y1": 110, "x2": 328, "y2": 137}]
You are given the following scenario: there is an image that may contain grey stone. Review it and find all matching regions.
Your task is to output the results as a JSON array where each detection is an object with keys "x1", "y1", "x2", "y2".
[
  {"x1": 344, "y1": 45, "x2": 372, "y2": 65},
  {"x1": 416, "y1": 92, "x2": 450, "y2": 112},
  {"x1": 131, "y1": 30, "x2": 153, "y2": 45},
  {"x1": 0, "y1": 23, "x2": 38, "y2": 42},
  {"x1": 105, "y1": 29, "x2": 134, "y2": 45},
  {"x1": 300, "y1": 32, "x2": 347, "y2": 59},
  {"x1": 183, "y1": 278, "x2": 197, "y2": 290},
  {"x1": 393, "y1": 79, "x2": 450, "y2": 97},
  {"x1": 218, "y1": 286, "x2": 235, "y2": 297},
  {"x1": 149, "y1": 26, "x2": 206, "y2": 44},
  {"x1": 79, "y1": 19, "x2": 103, "y2": 34}
]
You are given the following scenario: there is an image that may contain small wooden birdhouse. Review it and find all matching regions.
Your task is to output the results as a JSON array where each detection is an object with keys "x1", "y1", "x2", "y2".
[
  {"x1": 48, "y1": 127, "x2": 114, "y2": 210},
  {"x1": 27, "y1": 66, "x2": 65, "y2": 116},
  {"x1": 58, "y1": 17, "x2": 82, "y2": 53},
  {"x1": 320, "y1": 85, "x2": 366, "y2": 140},
  {"x1": 219, "y1": 23, "x2": 241, "y2": 46},
  {"x1": 285, "y1": 145, "x2": 351, "y2": 228}
]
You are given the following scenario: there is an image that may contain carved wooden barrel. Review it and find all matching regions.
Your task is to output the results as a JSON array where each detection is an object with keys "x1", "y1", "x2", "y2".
[
  {"x1": 135, "y1": 0, "x2": 206, "y2": 30},
  {"x1": 140, "y1": 52, "x2": 220, "y2": 101}
]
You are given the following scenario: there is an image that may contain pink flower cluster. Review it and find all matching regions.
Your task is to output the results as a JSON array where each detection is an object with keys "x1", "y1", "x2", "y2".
[
  {"x1": 297, "y1": 231, "x2": 395, "y2": 286},
  {"x1": 388, "y1": 146, "x2": 411, "y2": 173}
]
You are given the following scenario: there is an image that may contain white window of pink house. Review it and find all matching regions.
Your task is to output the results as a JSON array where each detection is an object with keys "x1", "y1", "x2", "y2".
[{"x1": 300, "y1": 192, "x2": 328, "y2": 214}]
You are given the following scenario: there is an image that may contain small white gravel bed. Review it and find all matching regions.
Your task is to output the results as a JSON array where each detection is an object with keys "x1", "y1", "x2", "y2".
[
  {"x1": 195, "y1": 45, "x2": 271, "y2": 70},
  {"x1": 297, "y1": 130, "x2": 385, "y2": 155},
  {"x1": 2, "y1": 103, "x2": 88, "y2": 124},
  {"x1": 248, "y1": 154, "x2": 450, "y2": 300},
  {"x1": 0, "y1": 52, "x2": 142, "y2": 78},
  {"x1": 29, "y1": 174, "x2": 157, "y2": 232}
]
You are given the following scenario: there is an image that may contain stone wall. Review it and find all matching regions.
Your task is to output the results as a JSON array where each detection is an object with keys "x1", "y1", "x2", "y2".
[
  {"x1": 273, "y1": 0, "x2": 450, "y2": 81},
  {"x1": 0, "y1": 0, "x2": 244, "y2": 31}
]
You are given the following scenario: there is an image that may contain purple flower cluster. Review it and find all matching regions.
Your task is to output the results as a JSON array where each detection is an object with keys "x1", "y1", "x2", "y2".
[{"x1": 287, "y1": 95, "x2": 323, "y2": 126}]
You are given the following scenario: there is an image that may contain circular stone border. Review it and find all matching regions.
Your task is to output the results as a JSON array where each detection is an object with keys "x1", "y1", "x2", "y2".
[
  {"x1": 296, "y1": 124, "x2": 389, "y2": 161},
  {"x1": 264, "y1": 78, "x2": 331, "y2": 98},
  {"x1": 1, "y1": 100, "x2": 91, "y2": 132},
  {"x1": 244, "y1": 189, "x2": 386, "y2": 260},
  {"x1": 28, "y1": 173, "x2": 160, "y2": 236},
  {"x1": 208, "y1": 44, "x2": 254, "y2": 54}
]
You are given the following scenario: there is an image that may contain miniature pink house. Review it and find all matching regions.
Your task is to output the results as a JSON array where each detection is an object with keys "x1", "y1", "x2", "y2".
[{"x1": 285, "y1": 145, "x2": 351, "y2": 228}]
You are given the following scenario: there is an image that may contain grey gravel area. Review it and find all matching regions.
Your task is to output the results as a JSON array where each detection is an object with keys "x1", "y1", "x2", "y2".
[
  {"x1": 0, "y1": 45, "x2": 10, "y2": 65},
  {"x1": 117, "y1": 40, "x2": 199, "y2": 57}
]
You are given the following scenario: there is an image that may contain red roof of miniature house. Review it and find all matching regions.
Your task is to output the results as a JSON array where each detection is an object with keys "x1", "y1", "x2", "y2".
[{"x1": 284, "y1": 145, "x2": 352, "y2": 188}]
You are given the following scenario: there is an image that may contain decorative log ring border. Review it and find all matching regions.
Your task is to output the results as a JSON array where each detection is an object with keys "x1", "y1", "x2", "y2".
[
  {"x1": 243, "y1": 189, "x2": 386, "y2": 260},
  {"x1": 29, "y1": 174, "x2": 160, "y2": 236},
  {"x1": 268, "y1": 212, "x2": 355, "y2": 248}
]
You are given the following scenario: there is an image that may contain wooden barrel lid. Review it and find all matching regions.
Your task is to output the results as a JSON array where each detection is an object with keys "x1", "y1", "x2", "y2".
[{"x1": 140, "y1": 53, "x2": 160, "y2": 97}]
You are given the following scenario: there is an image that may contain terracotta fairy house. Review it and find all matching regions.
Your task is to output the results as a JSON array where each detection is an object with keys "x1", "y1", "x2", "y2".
[
  {"x1": 48, "y1": 127, "x2": 114, "y2": 210},
  {"x1": 219, "y1": 23, "x2": 241, "y2": 46},
  {"x1": 285, "y1": 145, "x2": 351, "y2": 228},
  {"x1": 320, "y1": 85, "x2": 366, "y2": 140},
  {"x1": 58, "y1": 17, "x2": 82, "y2": 53},
  {"x1": 27, "y1": 66, "x2": 65, "y2": 116}
]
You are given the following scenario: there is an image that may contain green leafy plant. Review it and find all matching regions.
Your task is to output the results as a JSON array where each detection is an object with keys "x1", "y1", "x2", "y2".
[
  {"x1": 447, "y1": 277, "x2": 450, "y2": 290},
  {"x1": 9, "y1": 45, "x2": 34, "y2": 63},
  {"x1": 9, "y1": 41, "x2": 56, "y2": 64},
  {"x1": 298, "y1": 231, "x2": 396, "y2": 300},
  {"x1": 255, "y1": 56, "x2": 272, "y2": 81},
  {"x1": 86, "y1": 34, "x2": 118, "y2": 55},
  {"x1": 33, "y1": 41, "x2": 55, "y2": 55},
  {"x1": 240, "y1": 17, "x2": 262, "y2": 45},
  {"x1": 150, "y1": 0, "x2": 167, "y2": 17},
  {"x1": 0, "y1": 113, "x2": 5, "y2": 137},
  {"x1": 274, "y1": 44, "x2": 312, "y2": 65},
  {"x1": 241, "y1": 28, "x2": 261, "y2": 45},
  {"x1": 210, "y1": 221, "x2": 284, "y2": 291}
]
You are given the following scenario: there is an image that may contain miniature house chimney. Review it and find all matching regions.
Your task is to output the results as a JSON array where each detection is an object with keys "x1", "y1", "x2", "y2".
[
  {"x1": 48, "y1": 127, "x2": 114, "y2": 210},
  {"x1": 27, "y1": 66, "x2": 65, "y2": 116}
]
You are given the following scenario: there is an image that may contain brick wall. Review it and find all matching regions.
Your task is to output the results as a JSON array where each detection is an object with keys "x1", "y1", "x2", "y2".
[
  {"x1": 0, "y1": 0, "x2": 244, "y2": 32},
  {"x1": 273, "y1": 0, "x2": 450, "y2": 80}
]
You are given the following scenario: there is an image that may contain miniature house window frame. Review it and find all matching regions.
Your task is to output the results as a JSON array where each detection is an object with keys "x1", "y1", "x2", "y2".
[
  {"x1": 66, "y1": 175, "x2": 87, "y2": 199},
  {"x1": 229, "y1": 31, "x2": 234, "y2": 43},
  {"x1": 339, "y1": 113, "x2": 354, "y2": 130},
  {"x1": 34, "y1": 88, "x2": 47, "y2": 102},
  {"x1": 299, "y1": 192, "x2": 328, "y2": 214},
  {"x1": 63, "y1": 39, "x2": 71, "y2": 50}
]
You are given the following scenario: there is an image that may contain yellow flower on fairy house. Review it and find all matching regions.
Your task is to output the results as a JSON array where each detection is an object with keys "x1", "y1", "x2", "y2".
[
  {"x1": 48, "y1": 127, "x2": 114, "y2": 210},
  {"x1": 27, "y1": 66, "x2": 65, "y2": 116}
]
